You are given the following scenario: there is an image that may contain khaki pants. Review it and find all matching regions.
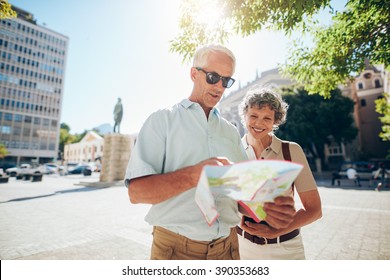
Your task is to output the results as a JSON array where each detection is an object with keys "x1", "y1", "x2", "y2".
[{"x1": 150, "y1": 226, "x2": 240, "y2": 260}]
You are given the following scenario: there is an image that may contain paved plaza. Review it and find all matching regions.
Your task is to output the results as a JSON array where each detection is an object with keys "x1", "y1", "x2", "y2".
[{"x1": 0, "y1": 173, "x2": 389, "y2": 260}]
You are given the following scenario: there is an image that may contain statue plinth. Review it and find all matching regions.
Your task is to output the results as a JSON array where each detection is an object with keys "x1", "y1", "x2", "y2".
[{"x1": 99, "y1": 133, "x2": 132, "y2": 182}]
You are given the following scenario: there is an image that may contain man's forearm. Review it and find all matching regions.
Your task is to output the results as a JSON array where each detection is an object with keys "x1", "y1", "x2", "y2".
[{"x1": 127, "y1": 165, "x2": 199, "y2": 204}]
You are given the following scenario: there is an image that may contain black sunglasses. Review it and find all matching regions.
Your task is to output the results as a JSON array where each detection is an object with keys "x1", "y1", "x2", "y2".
[{"x1": 196, "y1": 67, "x2": 235, "y2": 88}]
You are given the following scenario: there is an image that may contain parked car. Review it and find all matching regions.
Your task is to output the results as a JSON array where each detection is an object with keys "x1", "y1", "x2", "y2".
[
  {"x1": 0, "y1": 163, "x2": 16, "y2": 171},
  {"x1": 332, "y1": 161, "x2": 376, "y2": 185},
  {"x1": 43, "y1": 163, "x2": 59, "y2": 174},
  {"x1": 5, "y1": 163, "x2": 43, "y2": 177},
  {"x1": 67, "y1": 165, "x2": 92, "y2": 176},
  {"x1": 66, "y1": 162, "x2": 79, "y2": 172}
]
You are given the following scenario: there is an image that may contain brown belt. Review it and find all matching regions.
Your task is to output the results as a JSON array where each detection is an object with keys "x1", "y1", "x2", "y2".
[{"x1": 236, "y1": 226, "x2": 300, "y2": 245}]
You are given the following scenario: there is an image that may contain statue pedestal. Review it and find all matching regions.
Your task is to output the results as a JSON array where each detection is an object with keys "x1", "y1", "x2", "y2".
[{"x1": 99, "y1": 134, "x2": 132, "y2": 182}]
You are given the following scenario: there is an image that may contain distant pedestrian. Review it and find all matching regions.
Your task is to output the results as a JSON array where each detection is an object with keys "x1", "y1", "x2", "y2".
[
  {"x1": 374, "y1": 162, "x2": 389, "y2": 191},
  {"x1": 346, "y1": 167, "x2": 361, "y2": 187}
]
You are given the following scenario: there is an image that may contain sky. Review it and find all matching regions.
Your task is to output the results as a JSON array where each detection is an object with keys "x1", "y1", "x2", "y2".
[{"x1": 8, "y1": 0, "x2": 344, "y2": 135}]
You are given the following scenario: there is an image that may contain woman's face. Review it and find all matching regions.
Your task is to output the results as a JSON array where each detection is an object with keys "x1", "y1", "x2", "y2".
[{"x1": 244, "y1": 105, "x2": 275, "y2": 140}]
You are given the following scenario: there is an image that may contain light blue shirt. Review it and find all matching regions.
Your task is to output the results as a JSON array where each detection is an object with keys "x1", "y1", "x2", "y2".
[{"x1": 125, "y1": 99, "x2": 247, "y2": 241}]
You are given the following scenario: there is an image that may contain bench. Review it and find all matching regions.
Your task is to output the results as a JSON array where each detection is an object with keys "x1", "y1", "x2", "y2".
[
  {"x1": 333, "y1": 178, "x2": 362, "y2": 187},
  {"x1": 22, "y1": 174, "x2": 32, "y2": 181},
  {"x1": 0, "y1": 176, "x2": 9, "y2": 183},
  {"x1": 19, "y1": 173, "x2": 43, "y2": 182},
  {"x1": 30, "y1": 174, "x2": 43, "y2": 182}
]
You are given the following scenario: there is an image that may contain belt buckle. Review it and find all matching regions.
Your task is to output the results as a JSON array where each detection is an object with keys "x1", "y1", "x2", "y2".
[{"x1": 257, "y1": 236, "x2": 268, "y2": 246}]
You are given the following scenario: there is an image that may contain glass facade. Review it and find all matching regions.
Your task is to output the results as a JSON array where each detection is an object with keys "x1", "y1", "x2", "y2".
[{"x1": 0, "y1": 7, "x2": 69, "y2": 165}]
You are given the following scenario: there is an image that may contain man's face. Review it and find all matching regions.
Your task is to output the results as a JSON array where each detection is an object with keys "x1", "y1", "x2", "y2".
[{"x1": 190, "y1": 52, "x2": 234, "y2": 113}]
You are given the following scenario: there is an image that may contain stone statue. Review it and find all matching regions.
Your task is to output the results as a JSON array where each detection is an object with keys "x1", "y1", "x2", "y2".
[{"x1": 113, "y1": 98, "x2": 123, "y2": 133}]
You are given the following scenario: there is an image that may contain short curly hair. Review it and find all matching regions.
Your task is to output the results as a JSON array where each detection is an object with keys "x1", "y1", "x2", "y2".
[{"x1": 239, "y1": 86, "x2": 289, "y2": 130}]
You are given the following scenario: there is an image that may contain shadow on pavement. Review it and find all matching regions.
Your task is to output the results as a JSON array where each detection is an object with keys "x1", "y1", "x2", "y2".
[{"x1": 0, "y1": 186, "x2": 104, "y2": 203}]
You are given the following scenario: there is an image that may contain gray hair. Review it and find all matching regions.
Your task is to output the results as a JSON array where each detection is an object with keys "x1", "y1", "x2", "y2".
[
  {"x1": 239, "y1": 87, "x2": 289, "y2": 129},
  {"x1": 193, "y1": 45, "x2": 236, "y2": 74}
]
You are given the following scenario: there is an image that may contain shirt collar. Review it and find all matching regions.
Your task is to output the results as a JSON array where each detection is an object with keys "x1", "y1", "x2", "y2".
[
  {"x1": 241, "y1": 134, "x2": 250, "y2": 150},
  {"x1": 241, "y1": 134, "x2": 283, "y2": 154},
  {"x1": 269, "y1": 134, "x2": 283, "y2": 155},
  {"x1": 180, "y1": 99, "x2": 219, "y2": 116}
]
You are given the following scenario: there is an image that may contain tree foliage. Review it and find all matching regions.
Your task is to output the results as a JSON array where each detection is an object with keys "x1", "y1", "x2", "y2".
[
  {"x1": 0, "y1": 143, "x2": 8, "y2": 159},
  {"x1": 375, "y1": 93, "x2": 390, "y2": 141},
  {"x1": 171, "y1": 0, "x2": 331, "y2": 61},
  {"x1": 282, "y1": 0, "x2": 390, "y2": 97},
  {"x1": 171, "y1": 0, "x2": 389, "y2": 97},
  {"x1": 276, "y1": 87, "x2": 357, "y2": 164},
  {"x1": 0, "y1": 0, "x2": 16, "y2": 19},
  {"x1": 59, "y1": 123, "x2": 76, "y2": 155}
]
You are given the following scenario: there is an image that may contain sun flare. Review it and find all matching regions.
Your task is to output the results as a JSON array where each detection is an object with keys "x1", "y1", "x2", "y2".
[{"x1": 188, "y1": 0, "x2": 224, "y2": 30}]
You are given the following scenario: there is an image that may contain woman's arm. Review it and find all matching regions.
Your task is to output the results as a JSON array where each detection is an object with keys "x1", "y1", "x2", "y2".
[{"x1": 241, "y1": 189, "x2": 322, "y2": 238}]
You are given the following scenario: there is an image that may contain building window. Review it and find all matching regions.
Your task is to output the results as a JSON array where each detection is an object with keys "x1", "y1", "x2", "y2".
[
  {"x1": 48, "y1": 143, "x2": 55, "y2": 151},
  {"x1": 1, "y1": 126, "x2": 11, "y2": 134},
  {"x1": 361, "y1": 99, "x2": 367, "y2": 107},
  {"x1": 14, "y1": 114, "x2": 22, "y2": 122},
  {"x1": 24, "y1": 116, "x2": 32, "y2": 123},
  {"x1": 23, "y1": 127, "x2": 30, "y2": 136},
  {"x1": 363, "y1": 73, "x2": 372, "y2": 79},
  {"x1": 358, "y1": 83, "x2": 364, "y2": 90},
  {"x1": 375, "y1": 79, "x2": 381, "y2": 88},
  {"x1": 40, "y1": 142, "x2": 47, "y2": 150},
  {"x1": 4, "y1": 113, "x2": 12, "y2": 121},
  {"x1": 13, "y1": 127, "x2": 21, "y2": 135}
]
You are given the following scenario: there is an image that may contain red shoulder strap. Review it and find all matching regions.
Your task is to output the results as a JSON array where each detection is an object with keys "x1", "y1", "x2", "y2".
[{"x1": 281, "y1": 141, "x2": 295, "y2": 194}]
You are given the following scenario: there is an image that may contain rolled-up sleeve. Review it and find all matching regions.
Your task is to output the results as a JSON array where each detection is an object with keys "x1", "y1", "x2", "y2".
[{"x1": 124, "y1": 111, "x2": 166, "y2": 187}]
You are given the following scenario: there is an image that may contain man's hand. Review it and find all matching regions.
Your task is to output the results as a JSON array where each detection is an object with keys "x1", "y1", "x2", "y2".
[
  {"x1": 262, "y1": 196, "x2": 296, "y2": 229},
  {"x1": 192, "y1": 157, "x2": 233, "y2": 177}
]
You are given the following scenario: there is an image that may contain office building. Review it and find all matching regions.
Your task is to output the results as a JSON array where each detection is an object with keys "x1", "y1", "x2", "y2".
[{"x1": 0, "y1": 6, "x2": 69, "y2": 166}]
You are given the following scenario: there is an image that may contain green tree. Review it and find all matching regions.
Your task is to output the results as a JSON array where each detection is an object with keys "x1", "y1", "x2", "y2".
[
  {"x1": 276, "y1": 87, "x2": 357, "y2": 168},
  {"x1": 59, "y1": 123, "x2": 76, "y2": 157},
  {"x1": 375, "y1": 93, "x2": 390, "y2": 141},
  {"x1": 0, "y1": 0, "x2": 16, "y2": 19},
  {"x1": 282, "y1": 0, "x2": 390, "y2": 97},
  {"x1": 0, "y1": 143, "x2": 8, "y2": 159},
  {"x1": 171, "y1": 0, "x2": 389, "y2": 96},
  {"x1": 171, "y1": 0, "x2": 331, "y2": 62}
]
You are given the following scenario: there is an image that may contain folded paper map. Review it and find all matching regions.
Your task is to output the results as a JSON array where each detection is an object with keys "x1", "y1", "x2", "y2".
[{"x1": 195, "y1": 160, "x2": 303, "y2": 226}]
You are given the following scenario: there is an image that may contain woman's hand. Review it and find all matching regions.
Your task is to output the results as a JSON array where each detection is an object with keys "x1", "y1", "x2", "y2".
[
  {"x1": 263, "y1": 196, "x2": 296, "y2": 229},
  {"x1": 240, "y1": 216, "x2": 280, "y2": 239}
]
